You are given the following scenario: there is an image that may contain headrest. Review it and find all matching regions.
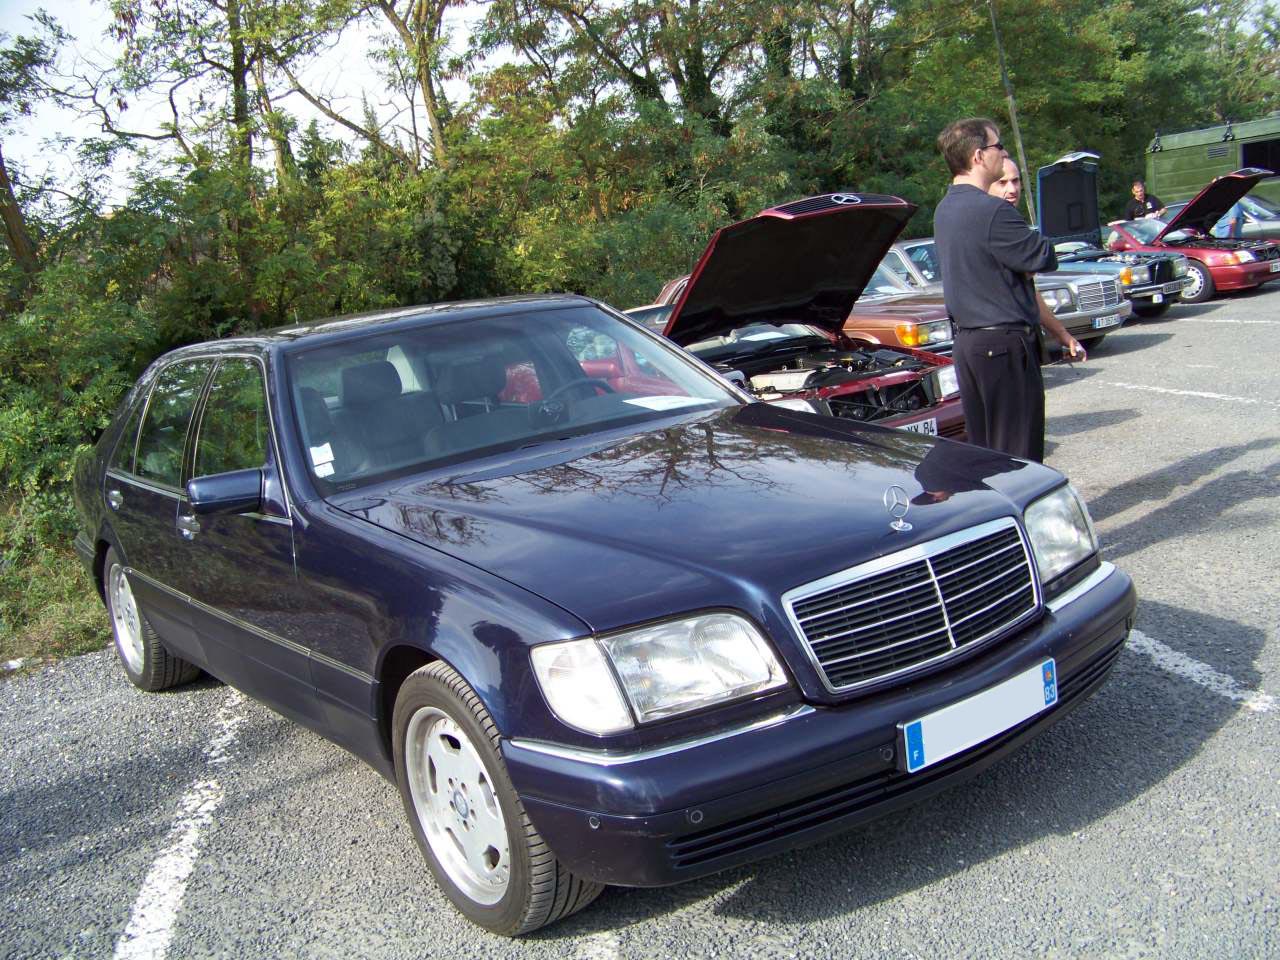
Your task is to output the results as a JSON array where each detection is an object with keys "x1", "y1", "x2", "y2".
[
  {"x1": 436, "y1": 357, "x2": 509, "y2": 404},
  {"x1": 298, "y1": 387, "x2": 332, "y2": 441},
  {"x1": 341, "y1": 360, "x2": 402, "y2": 407}
]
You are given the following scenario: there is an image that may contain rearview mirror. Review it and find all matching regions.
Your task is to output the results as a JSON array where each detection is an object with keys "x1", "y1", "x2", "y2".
[{"x1": 187, "y1": 468, "x2": 263, "y2": 516}]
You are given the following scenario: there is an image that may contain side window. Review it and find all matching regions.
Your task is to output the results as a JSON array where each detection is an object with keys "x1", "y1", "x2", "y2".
[
  {"x1": 908, "y1": 244, "x2": 940, "y2": 281},
  {"x1": 134, "y1": 361, "x2": 211, "y2": 488},
  {"x1": 883, "y1": 251, "x2": 914, "y2": 284},
  {"x1": 109, "y1": 398, "x2": 147, "y2": 474},
  {"x1": 194, "y1": 359, "x2": 269, "y2": 478}
]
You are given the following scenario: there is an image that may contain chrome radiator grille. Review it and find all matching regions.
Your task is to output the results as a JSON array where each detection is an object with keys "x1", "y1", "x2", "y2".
[
  {"x1": 783, "y1": 519, "x2": 1038, "y2": 692},
  {"x1": 1076, "y1": 279, "x2": 1122, "y2": 311}
]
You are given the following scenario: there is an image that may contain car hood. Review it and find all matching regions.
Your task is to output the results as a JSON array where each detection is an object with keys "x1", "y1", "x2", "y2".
[
  {"x1": 1157, "y1": 167, "x2": 1274, "y2": 239},
  {"x1": 664, "y1": 193, "x2": 917, "y2": 347},
  {"x1": 329, "y1": 404, "x2": 1056, "y2": 633},
  {"x1": 848, "y1": 294, "x2": 949, "y2": 322},
  {"x1": 1036, "y1": 152, "x2": 1104, "y2": 246}
]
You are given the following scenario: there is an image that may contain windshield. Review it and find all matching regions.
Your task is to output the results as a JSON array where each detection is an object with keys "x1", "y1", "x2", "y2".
[
  {"x1": 287, "y1": 304, "x2": 739, "y2": 492},
  {"x1": 684, "y1": 322, "x2": 830, "y2": 360},
  {"x1": 1241, "y1": 193, "x2": 1280, "y2": 218},
  {"x1": 857, "y1": 264, "x2": 914, "y2": 301},
  {"x1": 1121, "y1": 218, "x2": 1170, "y2": 243}
]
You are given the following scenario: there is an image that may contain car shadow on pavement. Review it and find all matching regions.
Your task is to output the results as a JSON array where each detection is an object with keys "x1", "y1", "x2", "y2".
[
  {"x1": 537, "y1": 599, "x2": 1261, "y2": 935},
  {"x1": 1084, "y1": 436, "x2": 1280, "y2": 525},
  {"x1": 1047, "y1": 408, "x2": 1141, "y2": 437},
  {"x1": 1087, "y1": 331, "x2": 1174, "y2": 358}
]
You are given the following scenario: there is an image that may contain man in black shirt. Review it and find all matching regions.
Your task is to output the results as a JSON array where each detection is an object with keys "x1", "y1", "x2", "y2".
[
  {"x1": 1123, "y1": 179, "x2": 1165, "y2": 219},
  {"x1": 934, "y1": 118, "x2": 1058, "y2": 462}
]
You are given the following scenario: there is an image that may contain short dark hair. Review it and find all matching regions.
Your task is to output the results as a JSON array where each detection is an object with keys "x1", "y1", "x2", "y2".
[
  {"x1": 1132, "y1": 178, "x2": 1146, "y2": 187},
  {"x1": 938, "y1": 118, "x2": 997, "y2": 176}
]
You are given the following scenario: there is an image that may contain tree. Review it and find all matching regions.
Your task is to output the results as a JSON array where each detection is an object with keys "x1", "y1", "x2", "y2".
[{"x1": 0, "y1": 14, "x2": 68, "y2": 285}]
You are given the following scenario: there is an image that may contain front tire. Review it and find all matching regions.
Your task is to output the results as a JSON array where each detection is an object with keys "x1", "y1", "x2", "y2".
[
  {"x1": 393, "y1": 662, "x2": 603, "y2": 935},
  {"x1": 1182, "y1": 261, "x2": 1215, "y2": 303},
  {"x1": 103, "y1": 548, "x2": 200, "y2": 691}
]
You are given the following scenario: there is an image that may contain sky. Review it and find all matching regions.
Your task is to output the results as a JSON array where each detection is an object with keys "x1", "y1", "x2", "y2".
[{"x1": 1, "y1": 0, "x2": 479, "y2": 205}]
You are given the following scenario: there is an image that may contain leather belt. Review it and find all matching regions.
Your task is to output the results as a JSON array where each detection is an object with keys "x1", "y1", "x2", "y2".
[{"x1": 961, "y1": 324, "x2": 1034, "y2": 333}]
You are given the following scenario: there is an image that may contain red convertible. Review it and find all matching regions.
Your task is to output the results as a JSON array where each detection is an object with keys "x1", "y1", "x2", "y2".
[{"x1": 1104, "y1": 168, "x2": 1280, "y2": 302}]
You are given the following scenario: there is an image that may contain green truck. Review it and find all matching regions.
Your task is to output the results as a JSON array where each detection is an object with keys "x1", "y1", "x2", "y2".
[{"x1": 1146, "y1": 115, "x2": 1280, "y2": 204}]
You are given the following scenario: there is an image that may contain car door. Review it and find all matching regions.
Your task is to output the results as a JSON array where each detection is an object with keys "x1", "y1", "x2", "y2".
[
  {"x1": 105, "y1": 358, "x2": 215, "y2": 666},
  {"x1": 171, "y1": 355, "x2": 324, "y2": 725}
]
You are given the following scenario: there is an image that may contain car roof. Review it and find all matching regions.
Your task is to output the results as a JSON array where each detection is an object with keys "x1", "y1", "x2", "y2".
[{"x1": 157, "y1": 295, "x2": 595, "y2": 362}]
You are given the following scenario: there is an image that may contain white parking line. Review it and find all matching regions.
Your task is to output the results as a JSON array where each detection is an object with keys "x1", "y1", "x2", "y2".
[
  {"x1": 1102, "y1": 381, "x2": 1280, "y2": 408},
  {"x1": 113, "y1": 691, "x2": 247, "y2": 960},
  {"x1": 1128, "y1": 630, "x2": 1274, "y2": 713},
  {"x1": 1176, "y1": 317, "x2": 1280, "y2": 325}
]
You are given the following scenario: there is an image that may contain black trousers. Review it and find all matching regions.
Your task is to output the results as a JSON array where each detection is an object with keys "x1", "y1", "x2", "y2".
[{"x1": 953, "y1": 326, "x2": 1045, "y2": 463}]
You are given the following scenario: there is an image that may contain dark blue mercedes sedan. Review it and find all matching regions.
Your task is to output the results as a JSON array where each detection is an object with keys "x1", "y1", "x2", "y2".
[{"x1": 73, "y1": 194, "x2": 1136, "y2": 935}]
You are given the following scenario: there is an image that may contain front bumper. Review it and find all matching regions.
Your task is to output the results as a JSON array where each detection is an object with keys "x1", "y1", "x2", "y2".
[
  {"x1": 505, "y1": 561, "x2": 1135, "y2": 887},
  {"x1": 883, "y1": 395, "x2": 966, "y2": 442},
  {"x1": 1058, "y1": 298, "x2": 1133, "y2": 338},
  {"x1": 1125, "y1": 278, "x2": 1189, "y2": 302},
  {"x1": 1212, "y1": 260, "x2": 1277, "y2": 291}
]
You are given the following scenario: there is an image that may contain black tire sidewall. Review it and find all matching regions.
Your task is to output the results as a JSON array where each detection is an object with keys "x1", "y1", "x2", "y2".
[
  {"x1": 103, "y1": 547, "x2": 152, "y2": 689},
  {"x1": 392, "y1": 665, "x2": 535, "y2": 935}
]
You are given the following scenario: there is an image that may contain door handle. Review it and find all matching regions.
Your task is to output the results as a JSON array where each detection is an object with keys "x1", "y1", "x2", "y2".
[
  {"x1": 107, "y1": 489, "x2": 124, "y2": 510},
  {"x1": 176, "y1": 514, "x2": 201, "y2": 540}
]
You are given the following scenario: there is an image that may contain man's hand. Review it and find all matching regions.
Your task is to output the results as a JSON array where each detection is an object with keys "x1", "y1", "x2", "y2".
[{"x1": 1062, "y1": 335, "x2": 1087, "y2": 362}]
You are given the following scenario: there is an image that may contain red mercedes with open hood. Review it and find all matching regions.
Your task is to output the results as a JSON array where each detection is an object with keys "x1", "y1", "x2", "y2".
[
  {"x1": 1105, "y1": 167, "x2": 1280, "y2": 302},
  {"x1": 632, "y1": 193, "x2": 966, "y2": 441}
]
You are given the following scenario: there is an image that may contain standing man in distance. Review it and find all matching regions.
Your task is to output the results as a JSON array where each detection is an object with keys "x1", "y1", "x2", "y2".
[
  {"x1": 990, "y1": 158, "x2": 1087, "y2": 366},
  {"x1": 1123, "y1": 179, "x2": 1165, "y2": 219},
  {"x1": 933, "y1": 118, "x2": 1058, "y2": 463}
]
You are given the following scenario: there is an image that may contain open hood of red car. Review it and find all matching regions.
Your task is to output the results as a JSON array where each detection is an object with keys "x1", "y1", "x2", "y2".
[
  {"x1": 663, "y1": 193, "x2": 917, "y2": 346},
  {"x1": 1158, "y1": 167, "x2": 1274, "y2": 240}
]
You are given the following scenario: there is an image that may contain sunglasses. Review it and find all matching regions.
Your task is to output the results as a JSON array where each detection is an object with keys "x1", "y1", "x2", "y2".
[{"x1": 980, "y1": 141, "x2": 1005, "y2": 153}]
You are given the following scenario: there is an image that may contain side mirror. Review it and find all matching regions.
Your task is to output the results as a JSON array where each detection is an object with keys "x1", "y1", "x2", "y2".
[{"x1": 187, "y1": 467, "x2": 263, "y2": 516}]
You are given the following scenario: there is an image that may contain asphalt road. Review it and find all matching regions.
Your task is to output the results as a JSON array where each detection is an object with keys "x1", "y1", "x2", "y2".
[{"x1": 3, "y1": 288, "x2": 1278, "y2": 959}]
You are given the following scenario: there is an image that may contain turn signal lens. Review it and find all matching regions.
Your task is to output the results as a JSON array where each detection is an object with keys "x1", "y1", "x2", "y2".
[{"x1": 895, "y1": 323, "x2": 921, "y2": 346}]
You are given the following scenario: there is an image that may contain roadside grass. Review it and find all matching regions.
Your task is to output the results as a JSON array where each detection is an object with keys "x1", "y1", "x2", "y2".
[{"x1": 1, "y1": 498, "x2": 108, "y2": 671}]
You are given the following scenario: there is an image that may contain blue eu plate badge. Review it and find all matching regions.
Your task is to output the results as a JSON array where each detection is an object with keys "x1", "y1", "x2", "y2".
[{"x1": 901, "y1": 659, "x2": 1058, "y2": 774}]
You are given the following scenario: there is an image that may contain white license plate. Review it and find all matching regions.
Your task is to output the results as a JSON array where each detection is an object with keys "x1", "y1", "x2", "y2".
[
  {"x1": 902, "y1": 418, "x2": 938, "y2": 436},
  {"x1": 1269, "y1": 261, "x2": 1280, "y2": 273},
  {"x1": 900, "y1": 659, "x2": 1058, "y2": 773},
  {"x1": 1092, "y1": 314, "x2": 1122, "y2": 330},
  {"x1": 1163, "y1": 281, "x2": 1184, "y2": 293}
]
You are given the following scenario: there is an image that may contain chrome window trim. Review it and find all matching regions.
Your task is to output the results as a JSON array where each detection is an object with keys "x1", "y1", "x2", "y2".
[
  {"x1": 193, "y1": 353, "x2": 297, "y2": 522},
  {"x1": 125, "y1": 567, "x2": 369, "y2": 682},
  {"x1": 1046, "y1": 561, "x2": 1115, "y2": 613},
  {"x1": 507, "y1": 705, "x2": 815, "y2": 767},
  {"x1": 106, "y1": 469, "x2": 184, "y2": 500},
  {"x1": 781, "y1": 516, "x2": 1041, "y2": 695}
]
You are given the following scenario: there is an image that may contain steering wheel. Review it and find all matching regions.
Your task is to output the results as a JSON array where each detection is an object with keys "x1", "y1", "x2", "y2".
[
  {"x1": 542, "y1": 377, "x2": 615, "y2": 404},
  {"x1": 529, "y1": 378, "x2": 615, "y2": 428}
]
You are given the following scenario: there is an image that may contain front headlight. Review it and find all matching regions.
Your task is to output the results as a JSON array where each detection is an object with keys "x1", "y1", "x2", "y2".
[
  {"x1": 1040, "y1": 287, "x2": 1073, "y2": 313},
  {"x1": 1023, "y1": 485, "x2": 1099, "y2": 585},
  {"x1": 1118, "y1": 265, "x2": 1151, "y2": 285},
  {"x1": 895, "y1": 319, "x2": 951, "y2": 347},
  {"x1": 1234, "y1": 250, "x2": 1256, "y2": 263},
  {"x1": 531, "y1": 613, "x2": 789, "y2": 733},
  {"x1": 935, "y1": 364, "x2": 959, "y2": 398},
  {"x1": 1173, "y1": 258, "x2": 1188, "y2": 277}
]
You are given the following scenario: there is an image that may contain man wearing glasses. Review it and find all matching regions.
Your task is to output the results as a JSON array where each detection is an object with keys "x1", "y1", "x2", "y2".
[{"x1": 933, "y1": 118, "x2": 1058, "y2": 463}]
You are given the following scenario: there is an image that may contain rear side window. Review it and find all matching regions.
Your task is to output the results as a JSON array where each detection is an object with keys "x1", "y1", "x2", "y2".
[
  {"x1": 108, "y1": 399, "x2": 146, "y2": 474},
  {"x1": 134, "y1": 360, "x2": 211, "y2": 488},
  {"x1": 194, "y1": 359, "x2": 270, "y2": 478}
]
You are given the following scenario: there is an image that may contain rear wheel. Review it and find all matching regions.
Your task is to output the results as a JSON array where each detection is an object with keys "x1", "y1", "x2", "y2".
[
  {"x1": 104, "y1": 548, "x2": 200, "y2": 691},
  {"x1": 1132, "y1": 301, "x2": 1171, "y2": 318},
  {"x1": 393, "y1": 661, "x2": 603, "y2": 935},
  {"x1": 1182, "y1": 261, "x2": 1215, "y2": 303}
]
